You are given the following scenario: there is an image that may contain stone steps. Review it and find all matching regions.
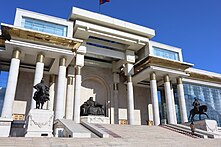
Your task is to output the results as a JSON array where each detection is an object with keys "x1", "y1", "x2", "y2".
[{"x1": 0, "y1": 124, "x2": 221, "y2": 146}]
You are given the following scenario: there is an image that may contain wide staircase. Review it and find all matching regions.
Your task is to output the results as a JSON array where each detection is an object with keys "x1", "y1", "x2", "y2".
[{"x1": 1, "y1": 122, "x2": 221, "y2": 146}]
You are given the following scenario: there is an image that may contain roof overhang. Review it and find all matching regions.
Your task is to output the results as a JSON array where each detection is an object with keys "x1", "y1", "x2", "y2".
[
  {"x1": 1, "y1": 23, "x2": 83, "y2": 51},
  {"x1": 69, "y1": 7, "x2": 155, "y2": 39},
  {"x1": 134, "y1": 56, "x2": 193, "y2": 74},
  {"x1": 133, "y1": 56, "x2": 193, "y2": 86},
  {"x1": 186, "y1": 68, "x2": 221, "y2": 84},
  {"x1": 133, "y1": 65, "x2": 190, "y2": 86}
]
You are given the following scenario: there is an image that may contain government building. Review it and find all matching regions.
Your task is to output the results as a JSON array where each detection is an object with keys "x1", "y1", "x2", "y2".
[{"x1": 0, "y1": 7, "x2": 221, "y2": 133}]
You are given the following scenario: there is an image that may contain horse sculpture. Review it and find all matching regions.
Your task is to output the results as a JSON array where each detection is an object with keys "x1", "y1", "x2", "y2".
[
  {"x1": 33, "y1": 79, "x2": 50, "y2": 109},
  {"x1": 188, "y1": 105, "x2": 209, "y2": 122}
]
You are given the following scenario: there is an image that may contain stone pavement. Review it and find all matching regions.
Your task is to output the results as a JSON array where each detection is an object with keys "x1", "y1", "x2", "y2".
[{"x1": 0, "y1": 124, "x2": 221, "y2": 147}]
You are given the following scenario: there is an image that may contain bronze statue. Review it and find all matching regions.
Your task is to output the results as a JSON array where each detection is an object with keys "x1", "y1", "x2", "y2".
[
  {"x1": 33, "y1": 79, "x2": 50, "y2": 109},
  {"x1": 80, "y1": 97, "x2": 105, "y2": 116},
  {"x1": 188, "y1": 98, "x2": 209, "y2": 122},
  {"x1": 192, "y1": 97, "x2": 200, "y2": 112}
]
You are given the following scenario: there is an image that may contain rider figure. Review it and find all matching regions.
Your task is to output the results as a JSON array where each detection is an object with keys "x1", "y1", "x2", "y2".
[
  {"x1": 33, "y1": 79, "x2": 49, "y2": 109},
  {"x1": 192, "y1": 97, "x2": 200, "y2": 112}
]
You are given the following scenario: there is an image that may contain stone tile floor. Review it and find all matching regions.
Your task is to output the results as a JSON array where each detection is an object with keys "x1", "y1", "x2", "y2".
[{"x1": 0, "y1": 124, "x2": 221, "y2": 147}]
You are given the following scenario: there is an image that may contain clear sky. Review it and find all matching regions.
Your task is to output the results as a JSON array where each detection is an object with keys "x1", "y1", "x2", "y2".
[{"x1": 0, "y1": 0, "x2": 220, "y2": 73}]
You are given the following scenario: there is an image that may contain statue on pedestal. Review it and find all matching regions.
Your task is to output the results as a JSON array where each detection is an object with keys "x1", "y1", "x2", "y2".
[
  {"x1": 33, "y1": 79, "x2": 50, "y2": 109},
  {"x1": 188, "y1": 97, "x2": 209, "y2": 122},
  {"x1": 80, "y1": 97, "x2": 105, "y2": 116}
]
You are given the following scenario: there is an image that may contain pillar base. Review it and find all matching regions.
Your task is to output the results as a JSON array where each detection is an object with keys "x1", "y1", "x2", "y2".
[
  {"x1": 80, "y1": 116, "x2": 110, "y2": 124},
  {"x1": 0, "y1": 117, "x2": 13, "y2": 137},
  {"x1": 186, "y1": 119, "x2": 218, "y2": 133}
]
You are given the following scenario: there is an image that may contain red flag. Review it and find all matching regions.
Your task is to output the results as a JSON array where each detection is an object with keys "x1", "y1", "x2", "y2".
[{"x1": 100, "y1": 0, "x2": 110, "y2": 5}]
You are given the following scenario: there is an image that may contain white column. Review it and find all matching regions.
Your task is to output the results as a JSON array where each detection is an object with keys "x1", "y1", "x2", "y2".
[
  {"x1": 1, "y1": 50, "x2": 21, "y2": 118},
  {"x1": 55, "y1": 57, "x2": 66, "y2": 120},
  {"x1": 150, "y1": 73, "x2": 160, "y2": 126},
  {"x1": 177, "y1": 78, "x2": 188, "y2": 123},
  {"x1": 164, "y1": 75, "x2": 175, "y2": 124},
  {"x1": 113, "y1": 83, "x2": 119, "y2": 124},
  {"x1": 31, "y1": 54, "x2": 45, "y2": 109},
  {"x1": 47, "y1": 75, "x2": 56, "y2": 111},
  {"x1": 73, "y1": 66, "x2": 82, "y2": 123},
  {"x1": 65, "y1": 76, "x2": 74, "y2": 119},
  {"x1": 112, "y1": 70, "x2": 120, "y2": 124},
  {"x1": 170, "y1": 85, "x2": 177, "y2": 124},
  {"x1": 127, "y1": 75, "x2": 135, "y2": 125},
  {"x1": 73, "y1": 45, "x2": 86, "y2": 123}
]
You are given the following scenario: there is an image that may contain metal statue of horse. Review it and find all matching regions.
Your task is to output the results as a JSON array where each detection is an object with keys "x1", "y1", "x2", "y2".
[
  {"x1": 188, "y1": 105, "x2": 209, "y2": 122},
  {"x1": 33, "y1": 79, "x2": 50, "y2": 109}
]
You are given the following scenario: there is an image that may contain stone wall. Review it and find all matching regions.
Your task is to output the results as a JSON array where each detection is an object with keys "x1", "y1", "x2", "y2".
[
  {"x1": 81, "y1": 66, "x2": 151, "y2": 125},
  {"x1": 15, "y1": 66, "x2": 151, "y2": 125}
]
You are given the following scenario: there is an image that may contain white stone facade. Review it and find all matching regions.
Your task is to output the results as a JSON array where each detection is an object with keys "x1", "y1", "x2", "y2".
[{"x1": 0, "y1": 7, "x2": 221, "y2": 138}]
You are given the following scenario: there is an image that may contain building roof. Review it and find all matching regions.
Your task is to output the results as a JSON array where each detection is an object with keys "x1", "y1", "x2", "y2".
[
  {"x1": 186, "y1": 68, "x2": 221, "y2": 84},
  {"x1": 69, "y1": 7, "x2": 155, "y2": 39}
]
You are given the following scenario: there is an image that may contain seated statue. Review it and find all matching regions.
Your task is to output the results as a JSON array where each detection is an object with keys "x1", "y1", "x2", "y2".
[{"x1": 80, "y1": 97, "x2": 105, "y2": 116}]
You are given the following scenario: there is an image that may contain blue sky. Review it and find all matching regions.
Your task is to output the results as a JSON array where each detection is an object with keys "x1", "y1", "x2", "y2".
[{"x1": 0, "y1": 0, "x2": 220, "y2": 73}]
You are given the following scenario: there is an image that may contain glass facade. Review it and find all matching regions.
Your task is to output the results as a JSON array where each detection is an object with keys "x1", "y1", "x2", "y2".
[
  {"x1": 0, "y1": 71, "x2": 8, "y2": 114},
  {"x1": 182, "y1": 83, "x2": 221, "y2": 126},
  {"x1": 152, "y1": 47, "x2": 179, "y2": 61},
  {"x1": 21, "y1": 17, "x2": 67, "y2": 37}
]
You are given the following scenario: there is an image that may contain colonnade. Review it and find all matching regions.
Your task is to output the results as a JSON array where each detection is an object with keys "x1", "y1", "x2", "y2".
[
  {"x1": 1, "y1": 48, "x2": 188, "y2": 126},
  {"x1": 1, "y1": 45, "x2": 86, "y2": 123}
]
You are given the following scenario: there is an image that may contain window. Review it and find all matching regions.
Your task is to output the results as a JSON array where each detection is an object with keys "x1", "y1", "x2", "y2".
[
  {"x1": 21, "y1": 17, "x2": 67, "y2": 37},
  {"x1": 152, "y1": 47, "x2": 179, "y2": 61},
  {"x1": 182, "y1": 83, "x2": 221, "y2": 126},
  {"x1": 0, "y1": 71, "x2": 8, "y2": 114}
]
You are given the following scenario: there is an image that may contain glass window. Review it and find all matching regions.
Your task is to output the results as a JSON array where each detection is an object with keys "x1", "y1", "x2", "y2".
[
  {"x1": 152, "y1": 47, "x2": 179, "y2": 61},
  {"x1": 21, "y1": 17, "x2": 68, "y2": 37},
  {"x1": 182, "y1": 83, "x2": 221, "y2": 126},
  {"x1": 0, "y1": 71, "x2": 9, "y2": 114}
]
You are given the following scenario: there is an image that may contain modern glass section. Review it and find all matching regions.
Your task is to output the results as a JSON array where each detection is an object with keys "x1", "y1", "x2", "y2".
[
  {"x1": 21, "y1": 17, "x2": 67, "y2": 37},
  {"x1": 182, "y1": 83, "x2": 221, "y2": 126},
  {"x1": 0, "y1": 71, "x2": 9, "y2": 114},
  {"x1": 152, "y1": 47, "x2": 179, "y2": 61}
]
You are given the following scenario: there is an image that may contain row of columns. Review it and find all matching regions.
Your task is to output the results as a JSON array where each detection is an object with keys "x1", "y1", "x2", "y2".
[
  {"x1": 1, "y1": 47, "x2": 85, "y2": 124},
  {"x1": 112, "y1": 71, "x2": 187, "y2": 125},
  {"x1": 1, "y1": 49, "x2": 187, "y2": 126},
  {"x1": 150, "y1": 73, "x2": 188, "y2": 125}
]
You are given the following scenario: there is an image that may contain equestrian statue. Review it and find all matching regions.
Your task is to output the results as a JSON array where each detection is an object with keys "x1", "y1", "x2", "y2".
[
  {"x1": 33, "y1": 79, "x2": 50, "y2": 109},
  {"x1": 188, "y1": 97, "x2": 209, "y2": 122}
]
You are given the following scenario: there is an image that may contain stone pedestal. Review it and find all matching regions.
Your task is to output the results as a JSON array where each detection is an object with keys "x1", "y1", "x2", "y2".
[
  {"x1": 0, "y1": 117, "x2": 13, "y2": 137},
  {"x1": 25, "y1": 109, "x2": 54, "y2": 137},
  {"x1": 81, "y1": 116, "x2": 110, "y2": 124},
  {"x1": 190, "y1": 119, "x2": 218, "y2": 133}
]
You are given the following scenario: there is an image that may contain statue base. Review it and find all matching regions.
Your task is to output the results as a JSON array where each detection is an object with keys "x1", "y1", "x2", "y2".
[
  {"x1": 0, "y1": 117, "x2": 13, "y2": 137},
  {"x1": 25, "y1": 109, "x2": 54, "y2": 137},
  {"x1": 189, "y1": 119, "x2": 218, "y2": 133},
  {"x1": 81, "y1": 116, "x2": 110, "y2": 124}
]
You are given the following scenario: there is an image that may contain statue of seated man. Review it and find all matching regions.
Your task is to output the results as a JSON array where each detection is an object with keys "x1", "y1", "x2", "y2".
[{"x1": 80, "y1": 97, "x2": 105, "y2": 116}]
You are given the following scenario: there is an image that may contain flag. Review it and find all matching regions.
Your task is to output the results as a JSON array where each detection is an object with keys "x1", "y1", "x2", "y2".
[{"x1": 100, "y1": 0, "x2": 110, "y2": 5}]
